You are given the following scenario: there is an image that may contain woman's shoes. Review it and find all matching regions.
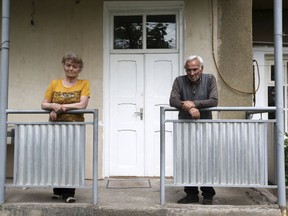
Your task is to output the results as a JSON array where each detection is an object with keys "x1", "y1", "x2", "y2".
[
  {"x1": 52, "y1": 194, "x2": 76, "y2": 203},
  {"x1": 66, "y1": 197, "x2": 76, "y2": 203},
  {"x1": 52, "y1": 194, "x2": 61, "y2": 200}
]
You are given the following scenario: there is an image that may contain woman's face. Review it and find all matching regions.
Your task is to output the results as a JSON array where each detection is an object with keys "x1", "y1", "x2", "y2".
[{"x1": 63, "y1": 60, "x2": 81, "y2": 79}]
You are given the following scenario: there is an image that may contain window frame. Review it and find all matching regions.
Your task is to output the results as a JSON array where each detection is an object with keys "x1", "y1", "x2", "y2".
[
  {"x1": 265, "y1": 56, "x2": 288, "y2": 131},
  {"x1": 110, "y1": 12, "x2": 180, "y2": 54}
]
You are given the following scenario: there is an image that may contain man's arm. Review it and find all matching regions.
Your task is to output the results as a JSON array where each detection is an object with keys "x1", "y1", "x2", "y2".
[
  {"x1": 169, "y1": 78, "x2": 200, "y2": 119},
  {"x1": 169, "y1": 78, "x2": 183, "y2": 109}
]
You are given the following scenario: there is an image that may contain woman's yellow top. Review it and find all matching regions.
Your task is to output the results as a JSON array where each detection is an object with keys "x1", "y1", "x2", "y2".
[{"x1": 44, "y1": 79, "x2": 90, "y2": 122}]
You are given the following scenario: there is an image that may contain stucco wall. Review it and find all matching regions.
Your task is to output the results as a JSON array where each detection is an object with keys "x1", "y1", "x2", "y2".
[
  {"x1": 184, "y1": 0, "x2": 253, "y2": 119},
  {"x1": 8, "y1": 0, "x2": 103, "y2": 178},
  {"x1": 4, "y1": 0, "x2": 253, "y2": 178},
  {"x1": 217, "y1": 0, "x2": 253, "y2": 118}
]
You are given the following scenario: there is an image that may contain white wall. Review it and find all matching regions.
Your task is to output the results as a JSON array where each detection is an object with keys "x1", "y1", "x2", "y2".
[{"x1": 253, "y1": 47, "x2": 288, "y2": 120}]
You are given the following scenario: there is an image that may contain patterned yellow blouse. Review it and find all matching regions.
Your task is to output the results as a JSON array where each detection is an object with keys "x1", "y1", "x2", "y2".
[{"x1": 44, "y1": 79, "x2": 90, "y2": 122}]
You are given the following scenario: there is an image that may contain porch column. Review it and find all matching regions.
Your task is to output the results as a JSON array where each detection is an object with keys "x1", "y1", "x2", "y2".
[
  {"x1": 0, "y1": 0, "x2": 10, "y2": 204},
  {"x1": 274, "y1": 0, "x2": 286, "y2": 212}
]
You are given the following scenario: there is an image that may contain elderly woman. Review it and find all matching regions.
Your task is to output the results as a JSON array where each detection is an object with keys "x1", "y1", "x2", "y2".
[{"x1": 41, "y1": 52, "x2": 90, "y2": 203}]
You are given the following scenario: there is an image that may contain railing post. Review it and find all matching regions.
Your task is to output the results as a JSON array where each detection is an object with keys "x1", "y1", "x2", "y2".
[
  {"x1": 92, "y1": 109, "x2": 98, "y2": 205},
  {"x1": 160, "y1": 107, "x2": 166, "y2": 205}
]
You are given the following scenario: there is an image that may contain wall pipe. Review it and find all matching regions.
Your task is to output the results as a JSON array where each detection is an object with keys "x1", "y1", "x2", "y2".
[
  {"x1": 274, "y1": 0, "x2": 287, "y2": 213},
  {"x1": 0, "y1": 0, "x2": 10, "y2": 204}
]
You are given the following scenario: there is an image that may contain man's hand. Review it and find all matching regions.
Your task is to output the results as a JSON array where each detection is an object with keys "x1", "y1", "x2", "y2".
[
  {"x1": 188, "y1": 107, "x2": 200, "y2": 119},
  {"x1": 182, "y1": 100, "x2": 195, "y2": 111}
]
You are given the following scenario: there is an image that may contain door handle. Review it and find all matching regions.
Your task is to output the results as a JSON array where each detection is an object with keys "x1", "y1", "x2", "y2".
[{"x1": 134, "y1": 108, "x2": 143, "y2": 120}]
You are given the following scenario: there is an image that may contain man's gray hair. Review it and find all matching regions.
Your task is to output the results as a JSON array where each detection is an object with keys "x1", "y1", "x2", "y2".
[{"x1": 184, "y1": 55, "x2": 204, "y2": 68}]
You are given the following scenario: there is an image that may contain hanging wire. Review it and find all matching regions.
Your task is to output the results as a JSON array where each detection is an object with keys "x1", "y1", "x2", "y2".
[
  {"x1": 210, "y1": 0, "x2": 260, "y2": 95},
  {"x1": 0, "y1": 41, "x2": 10, "y2": 50},
  {"x1": 30, "y1": 0, "x2": 35, "y2": 26},
  {"x1": 252, "y1": 59, "x2": 261, "y2": 105}
]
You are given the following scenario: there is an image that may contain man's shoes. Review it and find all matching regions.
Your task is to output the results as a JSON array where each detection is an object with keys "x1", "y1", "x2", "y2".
[
  {"x1": 66, "y1": 196, "x2": 76, "y2": 203},
  {"x1": 202, "y1": 197, "x2": 213, "y2": 205},
  {"x1": 177, "y1": 195, "x2": 199, "y2": 204}
]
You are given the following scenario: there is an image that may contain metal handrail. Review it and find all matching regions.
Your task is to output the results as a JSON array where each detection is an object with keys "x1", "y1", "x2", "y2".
[
  {"x1": 1, "y1": 109, "x2": 98, "y2": 204},
  {"x1": 160, "y1": 106, "x2": 282, "y2": 205}
]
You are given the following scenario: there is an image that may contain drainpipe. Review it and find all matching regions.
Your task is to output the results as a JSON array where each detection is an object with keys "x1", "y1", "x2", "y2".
[
  {"x1": 274, "y1": 0, "x2": 286, "y2": 213},
  {"x1": 0, "y1": 0, "x2": 10, "y2": 204}
]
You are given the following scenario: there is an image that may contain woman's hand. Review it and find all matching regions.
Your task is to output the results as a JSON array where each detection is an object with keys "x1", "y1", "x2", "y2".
[
  {"x1": 51, "y1": 103, "x2": 67, "y2": 113},
  {"x1": 49, "y1": 111, "x2": 58, "y2": 121}
]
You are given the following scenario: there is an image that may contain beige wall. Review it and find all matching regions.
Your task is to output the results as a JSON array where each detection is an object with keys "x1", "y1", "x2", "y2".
[
  {"x1": 8, "y1": 0, "x2": 104, "y2": 178},
  {"x1": 184, "y1": 0, "x2": 253, "y2": 119},
  {"x1": 217, "y1": 0, "x2": 253, "y2": 118},
  {"x1": 5, "y1": 0, "x2": 253, "y2": 178}
]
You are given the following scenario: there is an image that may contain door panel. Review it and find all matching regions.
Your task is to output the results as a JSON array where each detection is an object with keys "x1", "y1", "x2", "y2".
[
  {"x1": 145, "y1": 54, "x2": 178, "y2": 176},
  {"x1": 110, "y1": 55, "x2": 144, "y2": 176},
  {"x1": 109, "y1": 54, "x2": 178, "y2": 176}
]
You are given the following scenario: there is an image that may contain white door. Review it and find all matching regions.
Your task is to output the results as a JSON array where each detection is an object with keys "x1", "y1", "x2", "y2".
[
  {"x1": 144, "y1": 54, "x2": 178, "y2": 176},
  {"x1": 109, "y1": 54, "x2": 178, "y2": 176},
  {"x1": 110, "y1": 54, "x2": 145, "y2": 176}
]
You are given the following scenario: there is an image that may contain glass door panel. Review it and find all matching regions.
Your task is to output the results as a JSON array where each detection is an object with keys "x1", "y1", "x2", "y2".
[
  {"x1": 113, "y1": 14, "x2": 176, "y2": 50},
  {"x1": 146, "y1": 15, "x2": 176, "y2": 49},
  {"x1": 114, "y1": 16, "x2": 143, "y2": 49}
]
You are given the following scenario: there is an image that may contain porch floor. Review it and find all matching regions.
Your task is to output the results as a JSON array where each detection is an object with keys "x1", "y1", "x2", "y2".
[{"x1": 1, "y1": 178, "x2": 282, "y2": 216}]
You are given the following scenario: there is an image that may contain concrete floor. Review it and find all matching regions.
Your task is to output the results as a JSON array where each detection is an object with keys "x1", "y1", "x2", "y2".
[{"x1": 0, "y1": 178, "x2": 282, "y2": 216}]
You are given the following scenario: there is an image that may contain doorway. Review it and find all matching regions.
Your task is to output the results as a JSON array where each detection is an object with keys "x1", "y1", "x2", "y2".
[{"x1": 104, "y1": 1, "x2": 184, "y2": 177}]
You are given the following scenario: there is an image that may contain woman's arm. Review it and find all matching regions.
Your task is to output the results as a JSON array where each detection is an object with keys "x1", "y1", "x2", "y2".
[
  {"x1": 62, "y1": 96, "x2": 90, "y2": 110},
  {"x1": 41, "y1": 99, "x2": 67, "y2": 112}
]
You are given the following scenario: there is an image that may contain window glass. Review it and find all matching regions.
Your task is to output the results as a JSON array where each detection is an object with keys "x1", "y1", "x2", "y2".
[
  {"x1": 270, "y1": 65, "x2": 275, "y2": 81},
  {"x1": 114, "y1": 16, "x2": 143, "y2": 49},
  {"x1": 267, "y1": 86, "x2": 275, "y2": 119},
  {"x1": 146, "y1": 15, "x2": 176, "y2": 49}
]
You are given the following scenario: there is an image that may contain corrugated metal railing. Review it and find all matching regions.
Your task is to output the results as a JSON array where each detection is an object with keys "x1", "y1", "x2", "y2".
[
  {"x1": 13, "y1": 123, "x2": 86, "y2": 187},
  {"x1": 160, "y1": 107, "x2": 277, "y2": 205},
  {"x1": 4, "y1": 109, "x2": 99, "y2": 204},
  {"x1": 173, "y1": 120, "x2": 274, "y2": 186}
]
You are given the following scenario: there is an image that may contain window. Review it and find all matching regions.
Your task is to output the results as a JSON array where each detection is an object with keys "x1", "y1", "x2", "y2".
[
  {"x1": 114, "y1": 16, "x2": 143, "y2": 49},
  {"x1": 146, "y1": 15, "x2": 176, "y2": 49},
  {"x1": 266, "y1": 59, "x2": 288, "y2": 130},
  {"x1": 113, "y1": 14, "x2": 176, "y2": 50}
]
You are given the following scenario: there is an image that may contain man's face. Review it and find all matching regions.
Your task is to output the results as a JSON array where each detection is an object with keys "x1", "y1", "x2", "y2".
[{"x1": 185, "y1": 60, "x2": 203, "y2": 83}]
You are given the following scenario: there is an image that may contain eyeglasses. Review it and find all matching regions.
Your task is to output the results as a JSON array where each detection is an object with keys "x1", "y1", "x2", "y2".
[{"x1": 64, "y1": 63, "x2": 80, "y2": 69}]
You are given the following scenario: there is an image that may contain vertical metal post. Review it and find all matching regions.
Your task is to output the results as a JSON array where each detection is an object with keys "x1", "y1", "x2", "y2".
[
  {"x1": 0, "y1": 0, "x2": 10, "y2": 204},
  {"x1": 274, "y1": 0, "x2": 286, "y2": 212},
  {"x1": 92, "y1": 109, "x2": 98, "y2": 204},
  {"x1": 160, "y1": 107, "x2": 166, "y2": 205}
]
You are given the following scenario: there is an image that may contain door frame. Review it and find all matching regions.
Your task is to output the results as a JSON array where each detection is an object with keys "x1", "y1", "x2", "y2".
[{"x1": 103, "y1": 1, "x2": 184, "y2": 177}]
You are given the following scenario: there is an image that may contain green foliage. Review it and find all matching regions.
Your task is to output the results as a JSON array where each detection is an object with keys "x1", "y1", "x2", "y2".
[{"x1": 284, "y1": 132, "x2": 288, "y2": 185}]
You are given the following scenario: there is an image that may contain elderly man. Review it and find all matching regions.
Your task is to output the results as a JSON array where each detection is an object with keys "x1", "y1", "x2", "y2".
[{"x1": 169, "y1": 55, "x2": 218, "y2": 205}]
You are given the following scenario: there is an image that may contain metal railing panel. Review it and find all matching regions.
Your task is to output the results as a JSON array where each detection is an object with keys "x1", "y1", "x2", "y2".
[
  {"x1": 13, "y1": 123, "x2": 86, "y2": 187},
  {"x1": 173, "y1": 120, "x2": 274, "y2": 186}
]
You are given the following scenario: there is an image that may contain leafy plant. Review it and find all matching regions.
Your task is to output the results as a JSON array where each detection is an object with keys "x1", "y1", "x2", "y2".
[{"x1": 284, "y1": 132, "x2": 288, "y2": 185}]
